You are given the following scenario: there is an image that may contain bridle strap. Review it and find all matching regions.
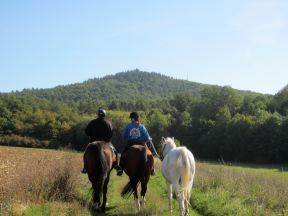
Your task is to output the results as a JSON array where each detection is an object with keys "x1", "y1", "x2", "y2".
[{"x1": 160, "y1": 143, "x2": 167, "y2": 161}]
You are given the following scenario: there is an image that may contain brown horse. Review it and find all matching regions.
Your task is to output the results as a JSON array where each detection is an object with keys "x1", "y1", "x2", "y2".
[
  {"x1": 84, "y1": 141, "x2": 116, "y2": 212},
  {"x1": 120, "y1": 144, "x2": 154, "y2": 211}
]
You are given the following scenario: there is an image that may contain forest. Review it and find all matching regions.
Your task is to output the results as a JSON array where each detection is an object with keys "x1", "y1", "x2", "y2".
[{"x1": 1, "y1": 70, "x2": 288, "y2": 163}]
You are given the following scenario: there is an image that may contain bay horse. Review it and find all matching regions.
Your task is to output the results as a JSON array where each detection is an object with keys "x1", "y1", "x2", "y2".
[
  {"x1": 84, "y1": 141, "x2": 116, "y2": 212},
  {"x1": 120, "y1": 144, "x2": 154, "y2": 211},
  {"x1": 160, "y1": 137, "x2": 196, "y2": 216}
]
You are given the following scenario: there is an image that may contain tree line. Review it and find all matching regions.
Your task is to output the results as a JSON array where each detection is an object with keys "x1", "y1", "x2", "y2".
[{"x1": 1, "y1": 83, "x2": 288, "y2": 163}]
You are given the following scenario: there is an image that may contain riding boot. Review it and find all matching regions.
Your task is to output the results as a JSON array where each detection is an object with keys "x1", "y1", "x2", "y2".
[{"x1": 113, "y1": 150, "x2": 123, "y2": 176}]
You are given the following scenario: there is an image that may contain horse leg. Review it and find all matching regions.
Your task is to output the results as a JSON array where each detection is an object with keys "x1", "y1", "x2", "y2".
[
  {"x1": 92, "y1": 181, "x2": 101, "y2": 211},
  {"x1": 133, "y1": 189, "x2": 140, "y2": 211},
  {"x1": 184, "y1": 178, "x2": 194, "y2": 216},
  {"x1": 140, "y1": 176, "x2": 149, "y2": 207},
  {"x1": 166, "y1": 181, "x2": 173, "y2": 213},
  {"x1": 184, "y1": 189, "x2": 189, "y2": 216},
  {"x1": 131, "y1": 178, "x2": 140, "y2": 211},
  {"x1": 173, "y1": 182, "x2": 185, "y2": 216},
  {"x1": 101, "y1": 174, "x2": 110, "y2": 212}
]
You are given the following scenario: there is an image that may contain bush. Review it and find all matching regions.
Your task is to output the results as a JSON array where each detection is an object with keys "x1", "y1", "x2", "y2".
[{"x1": 0, "y1": 135, "x2": 49, "y2": 148}]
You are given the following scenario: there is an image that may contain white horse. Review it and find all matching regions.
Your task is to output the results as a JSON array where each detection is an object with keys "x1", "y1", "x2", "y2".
[{"x1": 160, "y1": 137, "x2": 196, "y2": 216}]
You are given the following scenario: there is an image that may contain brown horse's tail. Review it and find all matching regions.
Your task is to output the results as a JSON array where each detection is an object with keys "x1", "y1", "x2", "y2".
[
  {"x1": 121, "y1": 181, "x2": 135, "y2": 198},
  {"x1": 121, "y1": 148, "x2": 147, "y2": 197},
  {"x1": 86, "y1": 142, "x2": 108, "y2": 182}
]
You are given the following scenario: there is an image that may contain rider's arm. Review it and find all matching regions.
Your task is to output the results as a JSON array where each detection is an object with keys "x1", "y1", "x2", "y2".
[
  {"x1": 123, "y1": 125, "x2": 129, "y2": 141},
  {"x1": 106, "y1": 120, "x2": 113, "y2": 140},
  {"x1": 140, "y1": 124, "x2": 151, "y2": 143},
  {"x1": 85, "y1": 121, "x2": 92, "y2": 137}
]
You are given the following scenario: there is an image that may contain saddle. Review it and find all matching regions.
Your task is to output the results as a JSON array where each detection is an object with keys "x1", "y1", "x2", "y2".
[{"x1": 122, "y1": 142, "x2": 152, "y2": 157}]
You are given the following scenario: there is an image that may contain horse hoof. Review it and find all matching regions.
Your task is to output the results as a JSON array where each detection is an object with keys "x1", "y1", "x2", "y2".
[
  {"x1": 92, "y1": 203, "x2": 100, "y2": 211},
  {"x1": 93, "y1": 207, "x2": 100, "y2": 212}
]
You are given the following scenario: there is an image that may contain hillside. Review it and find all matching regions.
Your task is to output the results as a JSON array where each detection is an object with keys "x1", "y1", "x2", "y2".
[
  {"x1": 272, "y1": 84, "x2": 288, "y2": 115},
  {"x1": 18, "y1": 70, "x2": 206, "y2": 103},
  {"x1": 1, "y1": 70, "x2": 287, "y2": 164},
  {"x1": 17, "y1": 70, "x2": 262, "y2": 104}
]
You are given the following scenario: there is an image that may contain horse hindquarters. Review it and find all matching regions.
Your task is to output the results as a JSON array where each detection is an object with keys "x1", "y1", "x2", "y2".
[
  {"x1": 85, "y1": 143, "x2": 109, "y2": 212},
  {"x1": 121, "y1": 146, "x2": 150, "y2": 211}
]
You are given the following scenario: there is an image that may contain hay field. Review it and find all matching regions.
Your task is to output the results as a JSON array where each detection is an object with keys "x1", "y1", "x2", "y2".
[{"x1": 0, "y1": 146, "x2": 82, "y2": 214}]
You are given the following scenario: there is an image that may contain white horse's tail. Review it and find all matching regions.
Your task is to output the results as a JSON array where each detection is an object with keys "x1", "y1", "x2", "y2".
[{"x1": 177, "y1": 147, "x2": 195, "y2": 206}]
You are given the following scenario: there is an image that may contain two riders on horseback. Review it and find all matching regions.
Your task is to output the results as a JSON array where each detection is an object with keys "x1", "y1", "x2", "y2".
[{"x1": 82, "y1": 109, "x2": 155, "y2": 176}]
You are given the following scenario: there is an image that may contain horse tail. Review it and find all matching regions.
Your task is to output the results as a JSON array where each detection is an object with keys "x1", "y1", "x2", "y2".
[
  {"x1": 121, "y1": 148, "x2": 147, "y2": 197},
  {"x1": 87, "y1": 142, "x2": 108, "y2": 182},
  {"x1": 121, "y1": 181, "x2": 134, "y2": 197},
  {"x1": 177, "y1": 147, "x2": 195, "y2": 205}
]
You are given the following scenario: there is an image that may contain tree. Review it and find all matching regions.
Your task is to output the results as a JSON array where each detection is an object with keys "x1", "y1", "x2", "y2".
[
  {"x1": 199, "y1": 86, "x2": 243, "y2": 120},
  {"x1": 146, "y1": 109, "x2": 171, "y2": 151}
]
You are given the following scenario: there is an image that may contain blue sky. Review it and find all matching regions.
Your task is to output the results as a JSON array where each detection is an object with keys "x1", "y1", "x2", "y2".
[{"x1": 0, "y1": 0, "x2": 287, "y2": 94}]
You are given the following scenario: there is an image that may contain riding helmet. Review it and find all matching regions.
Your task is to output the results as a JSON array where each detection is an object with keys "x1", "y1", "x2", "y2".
[
  {"x1": 129, "y1": 111, "x2": 139, "y2": 120},
  {"x1": 98, "y1": 108, "x2": 106, "y2": 118}
]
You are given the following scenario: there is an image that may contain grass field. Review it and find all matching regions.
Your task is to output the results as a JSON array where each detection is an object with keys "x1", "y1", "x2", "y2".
[{"x1": 1, "y1": 146, "x2": 288, "y2": 216}]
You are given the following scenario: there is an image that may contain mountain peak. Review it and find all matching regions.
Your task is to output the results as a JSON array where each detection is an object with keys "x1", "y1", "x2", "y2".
[{"x1": 20, "y1": 70, "x2": 204, "y2": 103}]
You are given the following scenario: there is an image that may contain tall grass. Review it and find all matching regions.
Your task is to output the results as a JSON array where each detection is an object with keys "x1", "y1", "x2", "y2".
[
  {"x1": 2, "y1": 146, "x2": 288, "y2": 216},
  {"x1": 0, "y1": 147, "x2": 82, "y2": 214},
  {"x1": 192, "y1": 162, "x2": 288, "y2": 216}
]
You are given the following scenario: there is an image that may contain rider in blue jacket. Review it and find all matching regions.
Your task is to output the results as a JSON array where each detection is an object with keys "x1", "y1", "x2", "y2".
[
  {"x1": 120, "y1": 111, "x2": 155, "y2": 176},
  {"x1": 123, "y1": 112, "x2": 151, "y2": 146}
]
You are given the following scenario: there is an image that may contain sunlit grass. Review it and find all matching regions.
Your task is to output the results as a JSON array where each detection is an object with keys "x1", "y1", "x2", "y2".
[
  {"x1": 0, "y1": 146, "x2": 82, "y2": 215},
  {"x1": 1, "y1": 146, "x2": 288, "y2": 216},
  {"x1": 192, "y1": 161, "x2": 288, "y2": 216}
]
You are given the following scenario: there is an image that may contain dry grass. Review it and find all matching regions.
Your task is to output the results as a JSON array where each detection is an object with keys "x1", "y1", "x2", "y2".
[
  {"x1": 0, "y1": 146, "x2": 82, "y2": 214},
  {"x1": 1, "y1": 146, "x2": 288, "y2": 216}
]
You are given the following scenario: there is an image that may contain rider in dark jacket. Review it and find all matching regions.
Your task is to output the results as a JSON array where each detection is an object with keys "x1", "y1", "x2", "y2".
[
  {"x1": 85, "y1": 109, "x2": 113, "y2": 142},
  {"x1": 82, "y1": 108, "x2": 122, "y2": 175}
]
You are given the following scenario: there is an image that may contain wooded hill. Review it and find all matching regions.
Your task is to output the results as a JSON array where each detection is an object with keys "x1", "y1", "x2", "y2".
[
  {"x1": 18, "y1": 69, "x2": 258, "y2": 103},
  {"x1": 1, "y1": 70, "x2": 288, "y2": 164}
]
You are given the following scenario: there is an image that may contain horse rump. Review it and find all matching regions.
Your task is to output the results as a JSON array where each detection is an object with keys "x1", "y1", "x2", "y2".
[
  {"x1": 120, "y1": 146, "x2": 147, "y2": 197},
  {"x1": 85, "y1": 142, "x2": 108, "y2": 181}
]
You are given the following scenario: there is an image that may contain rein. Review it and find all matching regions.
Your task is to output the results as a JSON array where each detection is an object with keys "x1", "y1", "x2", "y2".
[
  {"x1": 148, "y1": 140, "x2": 161, "y2": 160},
  {"x1": 159, "y1": 143, "x2": 167, "y2": 161},
  {"x1": 145, "y1": 139, "x2": 168, "y2": 161}
]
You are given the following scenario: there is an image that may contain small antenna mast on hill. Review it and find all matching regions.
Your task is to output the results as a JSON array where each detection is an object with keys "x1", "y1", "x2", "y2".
[{"x1": 186, "y1": 72, "x2": 188, "y2": 81}]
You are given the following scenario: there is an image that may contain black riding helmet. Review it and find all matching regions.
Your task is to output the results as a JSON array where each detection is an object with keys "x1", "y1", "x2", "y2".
[
  {"x1": 98, "y1": 108, "x2": 106, "y2": 118},
  {"x1": 129, "y1": 111, "x2": 139, "y2": 120}
]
